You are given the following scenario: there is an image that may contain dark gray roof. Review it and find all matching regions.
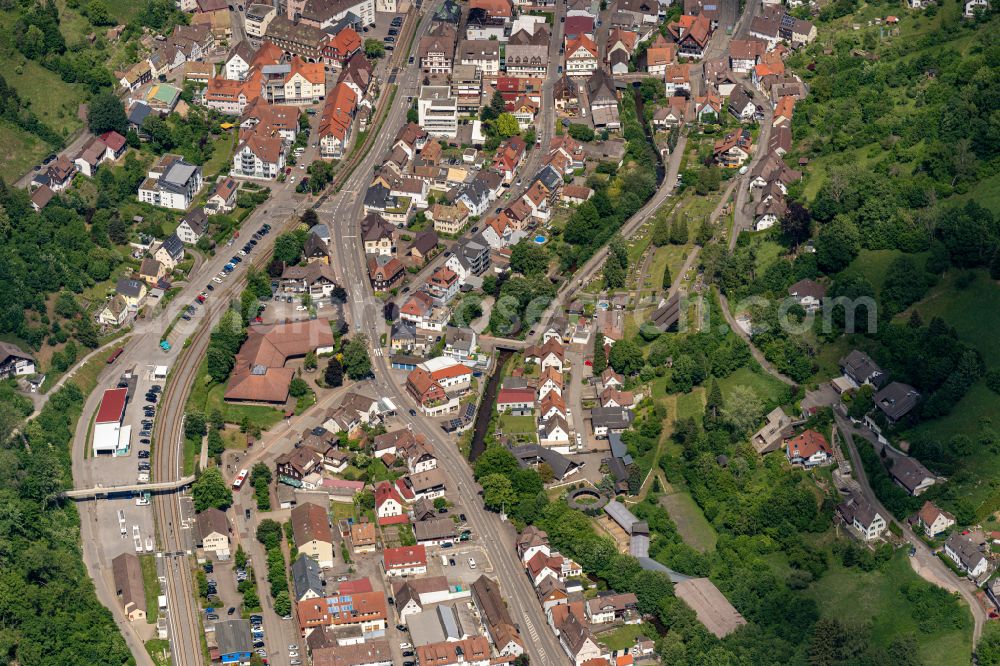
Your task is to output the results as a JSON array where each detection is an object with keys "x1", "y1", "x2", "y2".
[
  {"x1": 116, "y1": 278, "x2": 145, "y2": 298},
  {"x1": 391, "y1": 319, "x2": 417, "y2": 341},
  {"x1": 361, "y1": 212, "x2": 394, "y2": 242},
  {"x1": 160, "y1": 233, "x2": 185, "y2": 260},
  {"x1": 840, "y1": 350, "x2": 886, "y2": 387},
  {"x1": 215, "y1": 619, "x2": 252, "y2": 656},
  {"x1": 889, "y1": 455, "x2": 934, "y2": 494},
  {"x1": 291, "y1": 553, "x2": 323, "y2": 601},
  {"x1": 365, "y1": 183, "x2": 392, "y2": 209},
  {"x1": 945, "y1": 532, "x2": 987, "y2": 572},
  {"x1": 510, "y1": 444, "x2": 580, "y2": 480},
  {"x1": 180, "y1": 208, "x2": 208, "y2": 235},
  {"x1": 837, "y1": 493, "x2": 880, "y2": 530},
  {"x1": 875, "y1": 382, "x2": 920, "y2": 421},
  {"x1": 605, "y1": 500, "x2": 639, "y2": 533},
  {"x1": 607, "y1": 432, "x2": 633, "y2": 466},
  {"x1": 410, "y1": 230, "x2": 439, "y2": 255},
  {"x1": 591, "y1": 406, "x2": 633, "y2": 429},
  {"x1": 128, "y1": 102, "x2": 152, "y2": 126},
  {"x1": 533, "y1": 165, "x2": 563, "y2": 192},
  {"x1": 414, "y1": 517, "x2": 457, "y2": 542}
]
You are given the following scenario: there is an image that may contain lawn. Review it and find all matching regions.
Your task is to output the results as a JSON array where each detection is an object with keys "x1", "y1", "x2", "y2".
[
  {"x1": 139, "y1": 554, "x2": 160, "y2": 624},
  {"x1": 659, "y1": 487, "x2": 717, "y2": 552},
  {"x1": 840, "y1": 249, "x2": 927, "y2": 294},
  {"x1": 145, "y1": 639, "x2": 171, "y2": 666},
  {"x1": 595, "y1": 622, "x2": 655, "y2": 652},
  {"x1": 748, "y1": 231, "x2": 785, "y2": 274},
  {"x1": 903, "y1": 269, "x2": 1000, "y2": 370},
  {"x1": 806, "y1": 550, "x2": 972, "y2": 665},
  {"x1": 959, "y1": 171, "x2": 1000, "y2": 216},
  {"x1": 497, "y1": 413, "x2": 537, "y2": 442},
  {"x1": 0, "y1": 122, "x2": 50, "y2": 183},
  {"x1": 717, "y1": 366, "x2": 789, "y2": 408},
  {"x1": 201, "y1": 132, "x2": 237, "y2": 180},
  {"x1": 330, "y1": 501, "x2": 357, "y2": 525},
  {"x1": 675, "y1": 388, "x2": 705, "y2": 425},
  {"x1": 5, "y1": 60, "x2": 87, "y2": 137},
  {"x1": 204, "y1": 384, "x2": 284, "y2": 430}
]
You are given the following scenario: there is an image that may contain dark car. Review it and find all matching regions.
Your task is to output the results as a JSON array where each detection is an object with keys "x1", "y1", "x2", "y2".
[
  {"x1": 228, "y1": 607, "x2": 237, "y2": 615},
  {"x1": 409, "y1": 408, "x2": 416, "y2": 416},
  {"x1": 245, "y1": 508, "x2": 251, "y2": 520},
  {"x1": 396, "y1": 624, "x2": 406, "y2": 631},
  {"x1": 151, "y1": 385, "x2": 162, "y2": 392},
  {"x1": 402, "y1": 651, "x2": 414, "y2": 657},
  {"x1": 388, "y1": 28, "x2": 398, "y2": 35},
  {"x1": 43, "y1": 154, "x2": 57, "y2": 165},
  {"x1": 206, "y1": 283, "x2": 215, "y2": 291},
  {"x1": 459, "y1": 513, "x2": 467, "y2": 522},
  {"x1": 253, "y1": 641, "x2": 265, "y2": 649},
  {"x1": 138, "y1": 449, "x2": 150, "y2": 456}
]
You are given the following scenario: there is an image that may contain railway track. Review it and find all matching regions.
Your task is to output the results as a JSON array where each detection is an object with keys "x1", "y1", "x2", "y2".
[{"x1": 151, "y1": 209, "x2": 305, "y2": 665}]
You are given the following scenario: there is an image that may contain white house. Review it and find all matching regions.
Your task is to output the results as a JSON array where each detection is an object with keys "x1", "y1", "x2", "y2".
[
  {"x1": 917, "y1": 501, "x2": 955, "y2": 538},
  {"x1": 233, "y1": 134, "x2": 285, "y2": 180},
  {"x1": 944, "y1": 532, "x2": 989, "y2": 579}
]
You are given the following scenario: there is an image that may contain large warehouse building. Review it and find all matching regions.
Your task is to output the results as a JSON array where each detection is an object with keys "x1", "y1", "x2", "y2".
[{"x1": 93, "y1": 387, "x2": 131, "y2": 456}]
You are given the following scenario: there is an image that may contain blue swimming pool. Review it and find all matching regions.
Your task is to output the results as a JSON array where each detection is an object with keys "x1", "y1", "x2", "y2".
[{"x1": 534, "y1": 235, "x2": 546, "y2": 244}]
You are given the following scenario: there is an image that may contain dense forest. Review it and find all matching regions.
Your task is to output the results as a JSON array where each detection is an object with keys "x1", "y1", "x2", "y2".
[{"x1": 0, "y1": 385, "x2": 132, "y2": 666}]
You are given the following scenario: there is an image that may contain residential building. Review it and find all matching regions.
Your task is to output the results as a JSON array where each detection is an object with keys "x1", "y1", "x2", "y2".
[
  {"x1": 585, "y1": 592, "x2": 639, "y2": 624},
  {"x1": 265, "y1": 15, "x2": 328, "y2": 61},
  {"x1": 553, "y1": 604, "x2": 604, "y2": 666},
  {"x1": 889, "y1": 455, "x2": 936, "y2": 496},
  {"x1": 245, "y1": 4, "x2": 277, "y2": 45},
  {"x1": 350, "y1": 521, "x2": 377, "y2": 553},
  {"x1": 137, "y1": 154, "x2": 203, "y2": 210},
  {"x1": 291, "y1": 502, "x2": 335, "y2": 568},
  {"x1": 565, "y1": 35, "x2": 599, "y2": 75},
  {"x1": 278, "y1": 263, "x2": 339, "y2": 298},
  {"x1": 944, "y1": 532, "x2": 989, "y2": 579},
  {"x1": 97, "y1": 295, "x2": 130, "y2": 327},
  {"x1": 116, "y1": 279, "x2": 148, "y2": 310},
  {"x1": 506, "y1": 25, "x2": 550, "y2": 76},
  {"x1": 591, "y1": 406, "x2": 633, "y2": 438},
  {"x1": 382, "y1": 545, "x2": 428, "y2": 577},
  {"x1": 667, "y1": 13, "x2": 712, "y2": 58},
  {"x1": 587, "y1": 69, "x2": 620, "y2": 130},
  {"x1": 839, "y1": 350, "x2": 886, "y2": 389},
  {"x1": 416, "y1": 637, "x2": 491, "y2": 666},
  {"x1": 419, "y1": 23, "x2": 458, "y2": 74},
  {"x1": 297, "y1": 590, "x2": 388, "y2": 634},
  {"x1": 319, "y1": 82, "x2": 359, "y2": 158},
  {"x1": 916, "y1": 501, "x2": 955, "y2": 538},
  {"x1": 874, "y1": 382, "x2": 920, "y2": 423},
  {"x1": 459, "y1": 39, "x2": 500, "y2": 79},
  {"x1": 837, "y1": 494, "x2": 887, "y2": 542},
  {"x1": 787, "y1": 278, "x2": 826, "y2": 311},
  {"x1": 175, "y1": 208, "x2": 208, "y2": 244},
  {"x1": 751, "y1": 407, "x2": 793, "y2": 454},
  {"x1": 786, "y1": 429, "x2": 832, "y2": 467},
  {"x1": 368, "y1": 255, "x2": 405, "y2": 290},
  {"x1": 233, "y1": 133, "x2": 285, "y2": 180},
  {"x1": 471, "y1": 575, "x2": 525, "y2": 657}
]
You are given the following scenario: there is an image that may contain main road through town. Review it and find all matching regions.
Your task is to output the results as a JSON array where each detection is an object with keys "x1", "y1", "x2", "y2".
[{"x1": 320, "y1": 21, "x2": 570, "y2": 666}]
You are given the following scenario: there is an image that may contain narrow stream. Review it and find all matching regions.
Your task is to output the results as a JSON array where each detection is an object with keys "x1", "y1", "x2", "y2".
[{"x1": 468, "y1": 348, "x2": 515, "y2": 461}]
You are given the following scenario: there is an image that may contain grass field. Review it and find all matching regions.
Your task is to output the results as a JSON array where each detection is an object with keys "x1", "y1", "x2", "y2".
[
  {"x1": 6, "y1": 60, "x2": 86, "y2": 137},
  {"x1": 595, "y1": 622, "x2": 655, "y2": 652},
  {"x1": 202, "y1": 133, "x2": 236, "y2": 180},
  {"x1": 904, "y1": 269, "x2": 1000, "y2": 370},
  {"x1": 139, "y1": 554, "x2": 160, "y2": 623},
  {"x1": 497, "y1": 413, "x2": 537, "y2": 442},
  {"x1": 145, "y1": 639, "x2": 171, "y2": 666},
  {"x1": 959, "y1": 171, "x2": 1000, "y2": 216},
  {"x1": 807, "y1": 551, "x2": 972, "y2": 665},
  {"x1": 659, "y1": 487, "x2": 717, "y2": 552},
  {"x1": 675, "y1": 388, "x2": 705, "y2": 425},
  {"x1": 717, "y1": 367, "x2": 788, "y2": 408},
  {"x1": 839, "y1": 249, "x2": 928, "y2": 294},
  {"x1": 203, "y1": 384, "x2": 284, "y2": 430},
  {"x1": 0, "y1": 122, "x2": 50, "y2": 183}
]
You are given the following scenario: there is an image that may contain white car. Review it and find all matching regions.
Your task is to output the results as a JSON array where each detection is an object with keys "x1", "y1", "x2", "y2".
[
  {"x1": 295, "y1": 305, "x2": 307, "y2": 311},
  {"x1": 468, "y1": 557, "x2": 476, "y2": 569},
  {"x1": 288, "y1": 645, "x2": 298, "y2": 651},
  {"x1": 400, "y1": 643, "x2": 412, "y2": 650},
  {"x1": 289, "y1": 652, "x2": 299, "y2": 658},
  {"x1": 212, "y1": 277, "x2": 223, "y2": 284}
]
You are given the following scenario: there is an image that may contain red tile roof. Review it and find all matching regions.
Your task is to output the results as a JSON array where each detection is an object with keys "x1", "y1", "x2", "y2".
[{"x1": 383, "y1": 544, "x2": 427, "y2": 569}]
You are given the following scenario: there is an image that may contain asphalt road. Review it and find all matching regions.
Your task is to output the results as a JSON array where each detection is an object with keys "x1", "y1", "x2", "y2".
[
  {"x1": 834, "y1": 411, "x2": 987, "y2": 644},
  {"x1": 319, "y1": 12, "x2": 570, "y2": 663}
]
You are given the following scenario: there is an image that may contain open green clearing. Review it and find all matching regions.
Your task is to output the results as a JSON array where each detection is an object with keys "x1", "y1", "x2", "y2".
[
  {"x1": 0, "y1": 123, "x2": 49, "y2": 183},
  {"x1": 904, "y1": 269, "x2": 1000, "y2": 370},
  {"x1": 658, "y1": 488, "x2": 717, "y2": 552},
  {"x1": 806, "y1": 551, "x2": 972, "y2": 665},
  {"x1": 497, "y1": 413, "x2": 537, "y2": 442},
  {"x1": 840, "y1": 249, "x2": 922, "y2": 294},
  {"x1": 596, "y1": 622, "x2": 655, "y2": 652},
  {"x1": 716, "y1": 366, "x2": 788, "y2": 407},
  {"x1": 674, "y1": 387, "x2": 705, "y2": 424},
  {"x1": 5, "y1": 60, "x2": 87, "y2": 137}
]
